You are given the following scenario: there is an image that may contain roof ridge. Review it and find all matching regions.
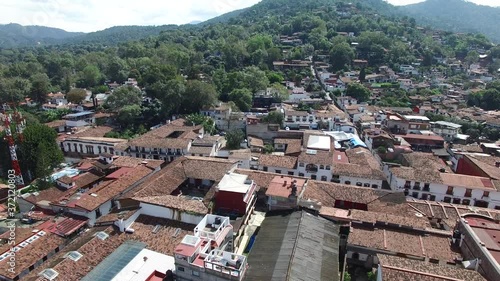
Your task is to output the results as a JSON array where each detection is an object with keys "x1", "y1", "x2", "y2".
[{"x1": 286, "y1": 211, "x2": 304, "y2": 280}]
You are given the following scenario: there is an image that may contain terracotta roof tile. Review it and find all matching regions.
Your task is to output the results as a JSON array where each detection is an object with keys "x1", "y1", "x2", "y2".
[
  {"x1": 298, "y1": 150, "x2": 334, "y2": 166},
  {"x1": 349, "y1": 209, "x2": 431, "y2": 229},
  {"x1": 235, "y1": 169, "x2": 282, "y2": 190},
  {"x1": 348, "y1": 225, "x2": 460, "y2": 262},
  {"x1": 0, "y1": 231, "x2": 64, "y2": 280},
  {"x1": 30, "y1": 216, "x2": 194, "y2": 281},
  {"x1": 75, "y1": 165, "x2": 153, "y2": 211},
  {"x1": 133, "y1": 195, "x2": 208, "y2": 215},
  {"x1": 258, "y1": 154, "x2": 297, "y2": 169},
  {"x1": 274, "y1": 138, "x2": 302, "y2": 155},
  {"x1": 378, "y1": 254, "x2": 486, "y2": 281}
]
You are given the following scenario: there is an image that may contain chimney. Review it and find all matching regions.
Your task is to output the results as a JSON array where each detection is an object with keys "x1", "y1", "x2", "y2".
[{"x1": 283, "y1": 180, "x2": 287, "y2": 187}]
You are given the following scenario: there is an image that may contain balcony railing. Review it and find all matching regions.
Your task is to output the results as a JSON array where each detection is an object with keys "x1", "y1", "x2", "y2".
[{"x1": 413, "y1": 185, "x2": 421, "y2": 190}]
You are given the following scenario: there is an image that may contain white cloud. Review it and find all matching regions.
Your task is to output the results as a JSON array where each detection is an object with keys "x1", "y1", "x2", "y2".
[{"x1": 0, "y1": 0, "x2": 262, "y2": 32}]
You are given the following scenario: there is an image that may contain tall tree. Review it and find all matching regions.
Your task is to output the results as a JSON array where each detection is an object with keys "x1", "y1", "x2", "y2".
[
  {"x1": 180, "y1": 80, "x2": 218, "y2": 114},
  {"x1": 81, "y1": 65, "x2": 102, "y2": 87},
  {"x1": 66, "y1": 88, "x2": 87, "y2": 104},
  {"x1": 19, "y1": 123, "x2": 64, "y2": 179},
  {"x1": 346, "y1": 83, "x2": 371, "y2": 102},
  {"x1": 30, "y1": 73, "x2": 51, "y2": 103},
  {"x1": 329, "y1": 42, "x2": 355, "y2": 72},
  {"x1": 228, "y1": 88, "x2": 253, "y2": 112},
  {"x1": 105, "y1": 85, "x2": 142, "y2": 111}
]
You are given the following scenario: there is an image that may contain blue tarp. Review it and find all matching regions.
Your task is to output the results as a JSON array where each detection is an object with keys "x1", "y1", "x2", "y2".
[{"x1": 349, "y1": 136, "x2": 367, "y2": 148}]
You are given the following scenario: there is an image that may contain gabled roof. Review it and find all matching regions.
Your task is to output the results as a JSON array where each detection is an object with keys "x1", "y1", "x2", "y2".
[{"x1": 246, "y1": 211, "x2": 340, "y2": 281}]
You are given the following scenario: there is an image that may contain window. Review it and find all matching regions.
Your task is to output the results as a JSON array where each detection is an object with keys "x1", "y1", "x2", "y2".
[
  {"x1": 423, "y1": 183, "x2": 430, "y2": 191},
  {"x1": 311, "y1": 175, "x2": 317, "y2": 180},
  {"x1": 371, "y1": 184, "x2": 378, "y2": 189},
  {"x1": 421, "y1": 194, "x2": 428, "y2": 200},
  {"x1": 345, "y1": 181, "x2": 351, "y2": 185},
  {"x1": 411, "y1": 192, "x2": 418, "y2": 198},
  {"x1": 288, "y1": 171, "x2": 294, "y2": 176},
  {"x1": 404, "y1": 181, "x2": 411, "y2": 188},
  {"x1": 446, "y1": 186, "x2": 454, "y2": 195},
  {"x1": 356, "y1": 182, "x2": 362, "y2": 187},
  {"x1": 320, "y1": 165, "x2": 324, "y2": 170},
  {"x1": 464, "y1": 189, "x2": 472, "y2": 198},
  {"x1": 177, "y1": 266, "x2": 185, "y2": 272},
  {"x1": 444, "y1": 197, "x2": 452, "y2": 203},
  {"x1": 192, "y1": 271, "x2": 200, "y2": 276},
  {"x1": 430, "y1": 195, "x2": 436, "y2": 201},
  {"x1": 462, "y1": 199, "x2": 471, "y2": 206},
  {"x1": 325, "y1": 165, "x2": 331, "y2": 170},
  {"x1": 263, "y1": 166, "x2": 268, "y2": 172},
  {"x1": 299, "y1": 163, "x2": 304, "y2": 167},
  {"x1": 299, "y1": 173, "x2": 304, "y2": 177},
  {"x1": 363, "y1": 183, "x2": 370, "y2": 187},
  {"x1": 453, "y1": 198, "x2": 461, "y2": 204},
  {"x1": 321, "y1": 176, "x2": 327, "y2": 181},
  {"x1": 484, "y1": 191, "x2": 490, "y2": 198},
  {"x1": 495, "y1": 206, "x2": 500, "y2": 210},
  {"x1": 275, "y1": 170, "x2": 281, "y2": 174}
]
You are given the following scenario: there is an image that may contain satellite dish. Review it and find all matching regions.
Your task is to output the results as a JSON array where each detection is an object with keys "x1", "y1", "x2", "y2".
[
  {"x1": 286, "y1": 127, "x2": 290, "y2": 130},
  {"x1": 415, "y1": 213, "x2": 424, "y2": 218}
]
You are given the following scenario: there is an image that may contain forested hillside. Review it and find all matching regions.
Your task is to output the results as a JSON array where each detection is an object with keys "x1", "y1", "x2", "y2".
[
  {"x1": 400, "y1": 0, "x2": 500, "y2": 43},
  {"x1": 0, "y1": 23, "x2": 83, "y2": 48}
]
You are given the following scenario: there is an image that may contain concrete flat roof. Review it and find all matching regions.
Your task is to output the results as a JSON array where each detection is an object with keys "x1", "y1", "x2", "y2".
[
  {"x1": 307, "y1": 135, "x2": 331, "y2": 150},
  {"x1": 111, "y1": 249, "x2": 175, "y2": 281}
]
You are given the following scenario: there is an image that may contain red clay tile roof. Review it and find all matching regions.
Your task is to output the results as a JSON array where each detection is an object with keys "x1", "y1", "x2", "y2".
[
  {"x1": 298, "y1": 150, "x2": 334, "y2": 166},
  {"x1": 302, "y1": 180, "x2": 396, "y2": 206},
  {"x1": 348, "y1": 225, "x2": 460, "y2": 262},
  {"x1": 265, "y1": 176, "x2": 307, "y2": 198},
  {"x1": 129, "y1": 156, "x2": 236, "y2": 198},
  {"x1": 378, "y1": 254, "x2": 486, "y2": 281},
  {"x1": 0, "y1": 231, "x2": 64, "y2": 280},
  {"x1": 75, "y1": 165, "x2": 154, "y2": 211},
  {"x1": 274, "y1": 138, "x2": 302, "y2": 155},
  {"x1": 29, "y1": 216, "x2": 193, "y2": 281},
  {"x1": 133, "y1": 195, "x2": 208, "y2": 215},
  {"x1": 258, "y1": 154, "x2": 297, "y2": 169},
  {"x1": 349, "y1": 209, "x2": 431, "y2": 230}
]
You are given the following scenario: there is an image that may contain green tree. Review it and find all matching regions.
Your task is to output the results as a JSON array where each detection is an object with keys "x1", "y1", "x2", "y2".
[
  {"x1": 117, "y1": 104, "x2": 142, "y2": 126},
  {"x1": 180, "y1": 80, "x2": 218, "y2": 114},
  {"x1": 185, "y1": 114, "x2": 216, "y2": 134},
  {"x1": 30, "y1": 73, "x2": 51, "y2": 103},
  {"x1": 262, "y1": 110, "x2": 284, "y2": 125},
  {"x1": 270, "y1": 83, "x2": 289, "y2": 102},
  {"x1": 329, "y1": 42, "x2": 355, "y2": 71},
  {"x1": 242, "y1": 66, "x2": 269, "y2": 93},
  {"x1": 0, "y1": 77, "x2": 31, "y2": 104},
  {"x1": 346, "y1": 83, "x2": 371, "y2": 102},
  {"x1": 229, "y1": 88, "x2": 253, "y2": 112},
  {"x1": 66, "y1": 88, "x2": 87, "y2": 104},
  {"x1": 105, "y1": 85, "x2": 142, "y2": 111},
  {"x1": 263, "y1": 144, "x2": 274, "y2": 154},
  {"x1": 465, "y1": 50, "x2": 479, "y2": 65},
  {"x1": 81, "y1": 65, "x2": 102, "y2": 87},
  {"x1": 225, "y1": 129, "x2": 245, "y2": 150},
  {"x1": 359, "y1": 68, "x2": 366, "y2": 82},
  {"x1": 19, "y1": 123, "x2": 64, "y2": 179}
]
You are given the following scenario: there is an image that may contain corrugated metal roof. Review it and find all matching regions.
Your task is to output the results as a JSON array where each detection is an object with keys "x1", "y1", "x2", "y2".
[{"x1": 246, "y1": 211, "x2": 340, "y2": 281}]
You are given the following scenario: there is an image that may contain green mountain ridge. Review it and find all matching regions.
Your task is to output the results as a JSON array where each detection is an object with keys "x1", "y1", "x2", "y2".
[
  {"x1": 1, "y1": 0, "x2": 499, "y2": 48},
  {"x1": 0, "y1": 23, "x2": 83, "y2": 48},
  {"x1": 399, "y1": 0, "x2": 500, "y2": 43}
]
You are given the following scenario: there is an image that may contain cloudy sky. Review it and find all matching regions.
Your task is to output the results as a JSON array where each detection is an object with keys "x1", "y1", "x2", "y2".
[{"x1": 0, "y1": 0, "x2": 498, "y2": 32}]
